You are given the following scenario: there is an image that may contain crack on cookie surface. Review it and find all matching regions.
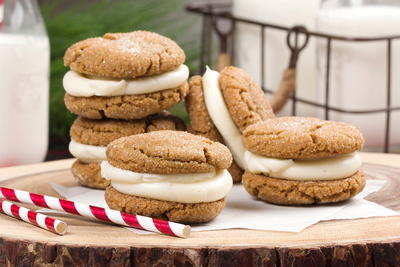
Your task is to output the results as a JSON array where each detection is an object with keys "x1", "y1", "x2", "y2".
[{"x1": 144, "y1": 59, "x2": 153, "y2": 76}]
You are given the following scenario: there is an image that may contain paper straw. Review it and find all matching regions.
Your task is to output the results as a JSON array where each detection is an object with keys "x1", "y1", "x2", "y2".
[
  {"x1": 0, "y1": 199, "x2": 67, "y2": 235},
  {"x1": 0, "y1": 187, "x2": 190, "y2": 238}
]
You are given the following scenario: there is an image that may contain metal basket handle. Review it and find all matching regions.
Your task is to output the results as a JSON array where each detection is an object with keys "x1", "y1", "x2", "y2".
[
  {"x1": 270, "y1": 26, "x2": 309, "y2": 113},
  {"x1": 214, "y1": 15, "x2": 234, "y2": 71}
]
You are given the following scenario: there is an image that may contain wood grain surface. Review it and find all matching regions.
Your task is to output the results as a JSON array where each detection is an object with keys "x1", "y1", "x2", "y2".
[{"x1": 0, "y1": 153, "x2": 399, "y2": 266}]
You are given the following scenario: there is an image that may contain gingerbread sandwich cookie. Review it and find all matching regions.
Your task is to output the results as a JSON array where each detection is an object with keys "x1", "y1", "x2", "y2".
[
  {"x1": 185, "y1": 66, "x2": 275, "y2": 182},
  {"x1": 63, "y1": 31, "x2": 189, "y2": 119},
  {"x1": 242, "y1": 117, "x2": 365, "y2": 205},
  {"x1": 69, "y1": 113, "x2": 185, "y2": 189},
  {"x1": 102, "y1": 130, "x2": 233, "y2": 224}
]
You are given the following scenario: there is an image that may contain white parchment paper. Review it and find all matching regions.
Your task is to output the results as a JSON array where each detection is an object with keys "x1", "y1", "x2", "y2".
[{"x1": 37, "y1": 179, "x2": 398, "y2": 234}]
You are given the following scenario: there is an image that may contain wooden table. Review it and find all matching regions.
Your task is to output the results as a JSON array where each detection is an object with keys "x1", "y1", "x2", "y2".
[{"x1": 0, "y1": 153, "x2": 399, "y2": 266}]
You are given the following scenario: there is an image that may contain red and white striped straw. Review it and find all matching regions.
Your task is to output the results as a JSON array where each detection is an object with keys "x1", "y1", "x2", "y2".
[
  {"x1": 0, "y1": 187, "x2": 190, "y2": 238},
  {"x1": 0, "y1": 199, "x2": 67, "y2": 235}
]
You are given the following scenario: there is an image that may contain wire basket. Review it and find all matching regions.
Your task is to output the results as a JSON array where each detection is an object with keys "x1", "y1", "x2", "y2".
[{"x1": 186, "y1": 2, "x2": 400, "y2": 153}]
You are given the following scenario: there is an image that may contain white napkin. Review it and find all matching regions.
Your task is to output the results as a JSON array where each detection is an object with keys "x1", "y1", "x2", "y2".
[{"x1": 38, "y1": 179, "x2": 398, "y2": 234}]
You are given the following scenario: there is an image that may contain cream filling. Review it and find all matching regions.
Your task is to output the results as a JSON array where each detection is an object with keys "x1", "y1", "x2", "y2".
[
  {"x1": 202, "y1": 67, "x2": 362, "y2": 180},
  {"x1": 245, "y1": 152, "x2": 362, "y2": 180},
  {"x1": 68, "y1": 140, "x2": 106, "y2": 163},
  {"x1": 202, "y1": 67, "x2": 247, "y2": 169},
  {"x1": 100, "y1": 161, "x2": 233, "y2": 203},
  {"x1": 63, "y1": 64, "x2": 189, "y2": 97}
]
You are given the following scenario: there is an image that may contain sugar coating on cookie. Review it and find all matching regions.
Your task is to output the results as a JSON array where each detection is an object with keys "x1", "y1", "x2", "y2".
[
  {"x1": 64, "y1": 31, "x2": 185, "y2": 79},
  {"x1": 106, "y1": 130, "x2": 232, "y2": 174},
  {"x1": 64, "y1": 82, "x2": 188, "y2": 120},
  {"x1": 243, "y1": 117, "x2": 364, "y2": 159}
]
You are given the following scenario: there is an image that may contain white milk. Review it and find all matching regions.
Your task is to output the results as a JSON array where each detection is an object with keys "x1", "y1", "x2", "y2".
[
  {"x1": 317, "y1": 6, "x2": 400, "y2": 147},
  {"x1": 0, "y1": 33, "x2": 49, "y2": 166},
  {"x1": 233, "y1": 0, "x2": 320, "y2": 116}
]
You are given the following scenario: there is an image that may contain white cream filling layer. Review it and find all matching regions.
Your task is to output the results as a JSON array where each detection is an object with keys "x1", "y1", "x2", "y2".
[
  {"x1": 100, "y1": 161, "x2": 233, "y2": 203},
  {"x1": 69, "y1": 140, "x2": 106, "y2": 163},
  {"x1": 63, "y1": 64, "x2": 189, "y2": 97},
  {"x1": 202, "y1": 67, "x2": 362, "y2": 181},
  {"x1": 245, "y1": 152, "x2": 362, "y2": 180},
  {"x1": 202, "y1": 67, "x2": 246, "y2": 169}
]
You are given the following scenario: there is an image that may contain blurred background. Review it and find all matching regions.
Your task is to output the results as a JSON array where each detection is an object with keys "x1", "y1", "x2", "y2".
[{"x1": 0, "y1": 0, "x2": 399, "y2": 167}]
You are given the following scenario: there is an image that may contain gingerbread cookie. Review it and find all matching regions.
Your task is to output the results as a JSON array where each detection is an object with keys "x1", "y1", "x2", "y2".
[
  {"x1": 64, "y1": 83, "x2": 188, "y2": 120},
  {"x1": 71, "y1": 161, "x2": 108, "y2": 189},
  {"x1": 63, "y1": 31, "x2": 189, "y2": 120},
  {"x1": 106, "y1": 130, "x2": 232, "y2": 174},
  {"x1": 105, "y1": 187, "x2": 225, "y2": 224},
  {"x1": 242, "y1": 171, "x2": 365, "y2": 205},
  {"x1": 64, "y1": 31, "x2": 185, "y2": 79},
  {"x1": 185, "y1": 67, "x2": 275, "y2": 182},
  {"x1": 102, "y1": 130, "x2": 233, "y2": 223},
  {"x1": 218, "y1": 66, "x2": 275, "y2": 131},
  {"x1": 243, "y1": 116, "x2": 364, "y2": 159},
  {"x1": 69, "y1": 113, "x2": 185, "y2": 189},
  {"x1": 241, "y1": 117, "x2": 365, "y2": 205}
]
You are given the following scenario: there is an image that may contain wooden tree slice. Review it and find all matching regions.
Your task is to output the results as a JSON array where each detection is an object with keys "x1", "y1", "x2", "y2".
[{"x1": 0, "y1": 156, "x2": 400, "y2": 266}]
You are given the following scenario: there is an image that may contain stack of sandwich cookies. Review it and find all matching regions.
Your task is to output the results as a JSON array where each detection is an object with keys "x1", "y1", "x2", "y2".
[
  {"x1": 102, "y1": 130, "x2": 233, "y2": 223},
  {"x1": 185, "y1": 66, "x2": 275, "y2": 182},
  {"x1": 70, "y1": 113, "x2": 185, "y2": 189},
  {"x1": 63, "y1": 31, "x2": 189, "y2": 119},
  {"x1": 242, "y1": 117, "x2": 365, "y2": 205},
  {"x1": 62, "y1": 30, "x2": 190, "y2": 188}
]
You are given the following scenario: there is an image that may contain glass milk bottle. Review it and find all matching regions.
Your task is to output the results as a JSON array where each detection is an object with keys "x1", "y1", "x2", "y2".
[
  {"x1": 0, "y1": 0, "x2": 49, "y2": 166},
  {"x1": 317, "y1": 0, "x2": 400, "y2": 149}
]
